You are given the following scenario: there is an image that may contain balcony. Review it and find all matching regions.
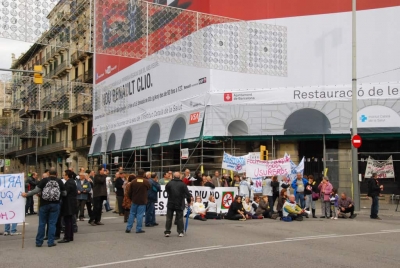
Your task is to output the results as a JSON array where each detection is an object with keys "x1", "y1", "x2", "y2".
[
  {"x1": 41, "y1": 94, "x2": 56, "y2": 108},
  {"x1": 37, "y1": 140, "x2": 71, "y2": 155},
  {"x1": 78, "y1": 49, "x2": 88, "y2": 60},
  {"x1": 84, "y1": 68, "x2": 93, "y2": 83},
  {"x1": 19, "y1": 108, "x2": 30, "y2": 118},
  {"x1": 71, "y1": 51, "x2": 79, "y2": 65},
  {"x1": 54, "y1": 61, "x2": 71, "y2": 77},
  {"x1": 49, "y1": 113, "x2": 70, "y2": 128},
  {"x1": 74, "y1": 75, "x2": 83, "y2": 83},
  {"x1": 15, "y1": 146, "x2": 36, "y2": 157},
  {"x1": 5, "y1": 145, "x2": 19, "y2": 155},
  {"x1": 73, "y1": 136, "x2": 92, "y2": 149},
  {"x1": 56, "y1": 40, "x2": 67, "y2": 53},
  {"x1": 11, "y1": 100, "x2": 21, "y2": 110}
]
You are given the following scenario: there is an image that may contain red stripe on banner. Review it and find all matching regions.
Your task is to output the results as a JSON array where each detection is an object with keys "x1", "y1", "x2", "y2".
[{"x1": 208, "y1": 0, "x2": 400, "y2": 20}]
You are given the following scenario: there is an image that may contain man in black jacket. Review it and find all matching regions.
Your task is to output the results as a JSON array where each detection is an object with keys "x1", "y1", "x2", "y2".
[
  {"x1": 164, "y1": 171, "x2": 192, "y2": 237},
  {"x1": 89, "y1": 167, "x2": 108, "y2": 226},
  {"x1": 26, "y1": 172, "x2": 38, "y2": 215},
  {"x1": 367, "y1": 173, "x2": 383, "y2": 220}
]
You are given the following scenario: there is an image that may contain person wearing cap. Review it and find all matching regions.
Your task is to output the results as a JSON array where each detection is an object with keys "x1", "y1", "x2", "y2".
[{"x1": 367, "y1": 173, "x2": 383, "y2": 220}]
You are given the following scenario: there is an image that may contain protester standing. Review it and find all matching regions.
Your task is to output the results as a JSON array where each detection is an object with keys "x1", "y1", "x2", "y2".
[
  {"x1": 368, "y1": 173, "x2": 383, "y2": 220},
  {"x1": 164, "y1": 172, "x2": 192, "y2": 237},
  {"x1": 115, "y1": 172, "x2": 125, "y2": 217},
  {"x1": 22, "y1": 169, "x2": 66, "y2": 247},
  {"x1": 145, "y1": 172, "x2": 161, "y2": 227},
  {"x1": 89, "y1": 167, "x2": 107, "y2": 226},
  {"x1": 125, "y1": 169, "x2": 151, "y2": 234},
  {"x1": 59, "y1": 170, "x2": 77, "y2": 243}
]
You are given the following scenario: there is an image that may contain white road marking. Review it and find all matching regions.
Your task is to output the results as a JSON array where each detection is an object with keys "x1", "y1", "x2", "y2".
[
  {"x1": 145, "y1": 245, "x2": 224, "y2": 257},
  {"x1": 17, "y1": 223, "x2": 29, "y2": 226},
  {"x1": 76, "y1": 230, "x2": 400, "y2": 268},
  {"x1": 284, "y1": 234, "x2": 337, "y2": 240}
]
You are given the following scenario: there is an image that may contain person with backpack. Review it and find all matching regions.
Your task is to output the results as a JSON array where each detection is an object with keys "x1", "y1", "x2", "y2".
[{"x1": 22, "y1": 169, "x2": 66, "y2": 247}]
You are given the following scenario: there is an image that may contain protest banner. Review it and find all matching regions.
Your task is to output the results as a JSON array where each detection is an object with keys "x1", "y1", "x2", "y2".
[
  {"x1": 251, "y1": 178, "x2": 263, "y2": 194},
  {"x1": 222, "y1": 152, "x2": 248, "y2": 172},
  {"x1": 0, "y1": 173, "x2": 25, "y2": 224},
  {"x1": 246, "y1": 155, "x2": 291, "y2": 178},
  {"x1": 155, "y1": 186, "x2": 238, "y2": 215},
  {"x1": 284, "y1": 153, "x2": 305, "y2": 183},
  {"x1": 365, "y1": 156, "x2": 395, "y2": 179}
]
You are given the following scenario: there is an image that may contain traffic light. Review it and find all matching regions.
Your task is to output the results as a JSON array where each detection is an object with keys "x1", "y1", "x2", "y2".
[
  {"x1": 260, "y1": 145, "x2": 268, "y2": 160},
  {"x1": 33, "y1": 65, "x2": 43, "y2": 84}
]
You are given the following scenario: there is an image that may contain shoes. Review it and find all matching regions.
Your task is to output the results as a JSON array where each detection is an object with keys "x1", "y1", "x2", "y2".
[
  {"x1": 374, "y1": 217, "x2": 382, "y2": 220},
  {"x1": 125, "y1": 230, "x2": 131, "y2": 233},
  {"x1": 136, "y1": 230, "x2": 145, "y2": 234},
  {"x1": 112, "y1": 211, "x2": 118, "y2": 214},
  {"x1": 36, "y1": 244, "x2": 42, "y2": 247},
  {"x1": 350, "y1": 214, "x2": 357, "y2": 219},
  {"x1": 164, "y1": 233, "x2": 170, "y2": 237},
  {"x1": 145, "y1": 224, "x2": 154, "y2": 227},
  {"x1": 89, "y1": 222, "x2": 97, "y2": 226},
  {"x1": 3, "y1": 232, "x2": 10, "y2": 236},
  {"x1": 79, "y1": 218, "x2": 84, "y2": 221},
  {"x1": 58, "y1": 239, "x2": 70, "y2": 243},
  {"x1": 330, "y1": 217, "x2": 334, "y2": 220},
  {"x1": 200, "y1": 217, "x2": 207, "y2": 221},
  {"x1": 95, "y1": 222, "x2": 104, "y2": 225},
  {"x1": 153, "y1": 223, "x2": 159, "y2": 226},
  {"x1": 333, "y1": 217, "x2": 338, "y2": 220},
  {"x1": 258, "y1": 216, "x2": 264, "y2": 219},
  {"x1": 119, "y1": 213, "x2": 124, "y2": 216},
  {"x1": 48, "y1": 244, "x2": 57, "y2": 247},
  {"x1": 239, "y1": 218, "x2": 246, "y2": 221},
  {"x1": 320, "y1": 216, "x2": 326, "y2": 218},
  {"x1": 271, "y1": 214, "x2": 279, "y2": 220},
  {"x1": 178, "y1": 233, "x2": 184, "y2": 237}
]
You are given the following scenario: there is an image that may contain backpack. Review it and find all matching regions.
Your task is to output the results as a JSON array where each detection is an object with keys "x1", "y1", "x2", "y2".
[{"x1": 42, "y1": 179, "x2": 61, "y2": 201}]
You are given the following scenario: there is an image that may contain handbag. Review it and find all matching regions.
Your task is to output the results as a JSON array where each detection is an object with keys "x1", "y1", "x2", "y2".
[{"x1": 312, "y1": 192, "x2": 320, "y2": 200}]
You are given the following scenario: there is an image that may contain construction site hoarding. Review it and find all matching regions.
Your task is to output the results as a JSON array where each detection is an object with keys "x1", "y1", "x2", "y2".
[{"x1": 91, "y1": 0, "x2": 400, "y2": 154}]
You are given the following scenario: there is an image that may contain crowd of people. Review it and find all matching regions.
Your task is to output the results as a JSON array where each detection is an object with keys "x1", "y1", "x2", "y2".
[{"x1": 3, "y1": 167, "x2": 384, "y2": 245}]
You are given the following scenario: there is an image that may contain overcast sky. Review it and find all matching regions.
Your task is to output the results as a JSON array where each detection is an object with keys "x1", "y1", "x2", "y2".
[{"x1": 0, "y1": 38, "x2": 32, "y2": 76}]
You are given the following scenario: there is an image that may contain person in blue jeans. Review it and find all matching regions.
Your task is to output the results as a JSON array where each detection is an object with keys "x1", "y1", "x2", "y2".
[
  {"x1": 4, "y1": 223, "x2": 21, "y2": 236},
  {"x1": 125, "y1": 169, "x2": 151, "y2": 234},
  {"x1": 23, "y1": 169, "x2": 66, "y2": 247},
  {"x1": 145, "y1": 172, "x2": 161, "y2": 227},
  {"x1": 367, "y1": 173, "x2": 383, "y2": 220},
  {"x1": 291, "y1": 172, "x2": 308, "y2": 209}
]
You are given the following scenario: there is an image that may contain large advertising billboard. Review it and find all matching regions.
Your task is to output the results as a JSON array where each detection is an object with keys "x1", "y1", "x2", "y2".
[{"x1": 92, "y1": 0, "x2": 400, "y2": 154}]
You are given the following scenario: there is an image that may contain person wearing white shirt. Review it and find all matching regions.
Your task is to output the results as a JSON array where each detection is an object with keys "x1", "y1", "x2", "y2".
[
  {"x1": 205, "y1": 195, "x2": 222, "y2": 219},
  {"x1": 191, "y1": 196, "x2": 207, "y2": 221}
]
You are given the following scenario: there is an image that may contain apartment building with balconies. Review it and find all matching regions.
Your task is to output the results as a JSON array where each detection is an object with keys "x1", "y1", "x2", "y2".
[{"x1": 6, "y1": 0, "x2": 93, "y2": 176}]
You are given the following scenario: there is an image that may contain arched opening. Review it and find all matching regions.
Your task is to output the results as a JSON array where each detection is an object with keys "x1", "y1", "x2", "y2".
[
  {"x1": 146, "y1": 123, "x2": 160, "y2": 146},
  {"x1": 168, "y1": 117, "x2": 187, "y2": 141},
  {"x1": 284, "y1": 108, "x2": 331, "y2": 135},
  {"x1": 120, "y1": 129, "x2": 133, "y2": 149},
  {"x1": 92, "y1": 136, "x2": 102, "y2": 154},
  {"x1": 107, "y1": 133, "x2": 116, "y2": 151},
  {"x1": 227, "y1": 120, "x2": 249, "y2": 136}
]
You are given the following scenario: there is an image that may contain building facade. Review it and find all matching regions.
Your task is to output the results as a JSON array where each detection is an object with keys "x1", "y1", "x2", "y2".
[{"x1": 5, "y1": 0, "x2": 93, "y2": 176}]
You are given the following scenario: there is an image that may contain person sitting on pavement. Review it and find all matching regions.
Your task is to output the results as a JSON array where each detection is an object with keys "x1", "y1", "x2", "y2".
[
  {"x1": 225, "y1": 195, "x2": 247, "y2": 221},
  {"x1": 205, "y1": 195, "x2": 222, "y2": 219},
  {"x1": 338, "y1": 193, "x2": 357, "y2": 219},
  {"x1": 277, "y1": 188, "x2": 288, "y2": 219},
  {"x1": 191, "y1": 196, "x2": 207, "y2": 221},
  {"x1": 282, "y1": 195, "x2": 309, "y2": 221},
  {"x1": 243, "y1": 196, "x2": 262, "y2": 219},
  {"x1": 255, "y1": 195, "x2": 278, "y2": 219}
]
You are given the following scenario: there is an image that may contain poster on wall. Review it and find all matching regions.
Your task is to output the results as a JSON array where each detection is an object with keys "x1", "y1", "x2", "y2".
[
  {"x1": 364, "y1": 156, "x2": 395, "y2": 179},
  {"x1": 221, "y1": 152, "x2": 248, "y2": 173},
  {"x1": 155, "y1": 186, "x2": 238, "y2": 215}
]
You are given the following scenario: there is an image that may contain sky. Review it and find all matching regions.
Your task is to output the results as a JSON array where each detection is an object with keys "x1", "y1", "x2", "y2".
[{"x1": 0, "y1": 38, "x2": 32, "y2": 76}]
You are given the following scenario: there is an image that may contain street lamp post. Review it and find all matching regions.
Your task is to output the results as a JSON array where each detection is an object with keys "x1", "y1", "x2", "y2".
[{"x1": 351, "y1": 0, "x2": 360, "y2": 211}]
